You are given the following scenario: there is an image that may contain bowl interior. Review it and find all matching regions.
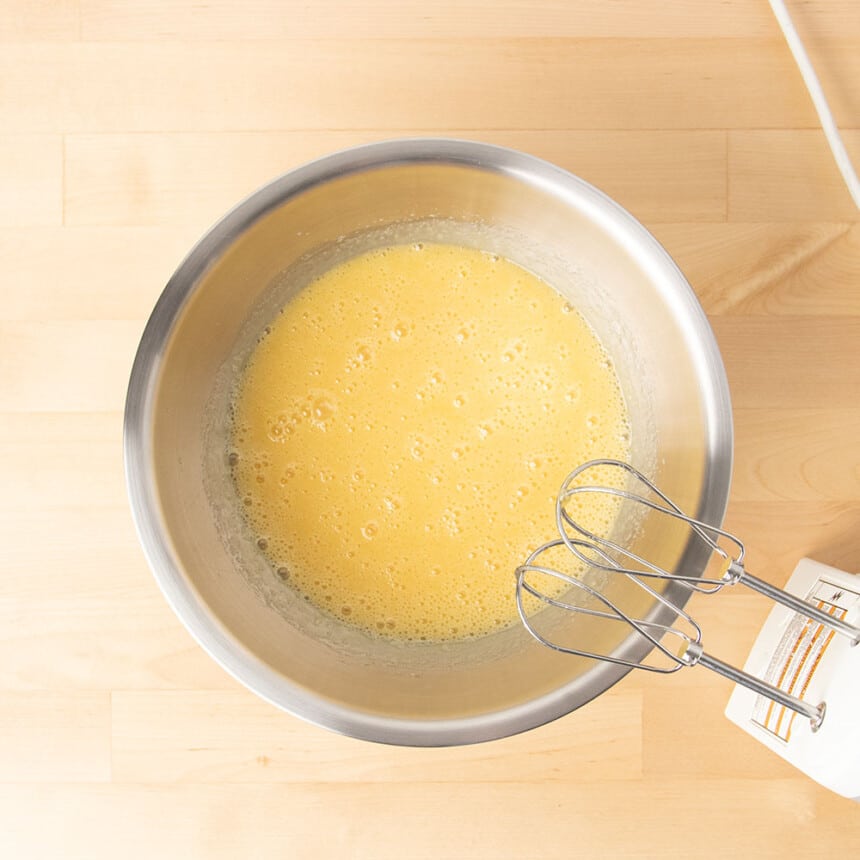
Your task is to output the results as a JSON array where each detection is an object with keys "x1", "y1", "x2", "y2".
[{"x1": 127, "y1": 141, "x2": 732, "y2": 744}]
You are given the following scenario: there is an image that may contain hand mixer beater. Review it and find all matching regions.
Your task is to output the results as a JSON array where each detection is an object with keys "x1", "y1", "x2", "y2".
[{"x1": 515, "y1": 459, "x2": 860, "y2": 796}]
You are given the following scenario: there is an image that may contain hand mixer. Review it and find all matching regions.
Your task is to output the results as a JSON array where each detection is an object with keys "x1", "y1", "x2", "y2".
[{"x1": 516, "y1": 459, "x2": 860, "y2": 800}]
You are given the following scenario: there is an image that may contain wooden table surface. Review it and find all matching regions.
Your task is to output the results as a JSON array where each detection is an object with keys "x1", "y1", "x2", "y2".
[{"x1": 2, "y1": 1, "x2": 859, "y2": 857}]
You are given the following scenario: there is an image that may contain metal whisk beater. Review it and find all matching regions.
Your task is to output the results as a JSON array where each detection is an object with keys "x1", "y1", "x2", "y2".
[{"x1": 515, "y1": 459, "x2": 860, "y2": 729}]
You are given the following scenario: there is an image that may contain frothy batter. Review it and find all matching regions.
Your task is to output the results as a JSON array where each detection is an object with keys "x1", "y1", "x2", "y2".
[{"x1": 230, "y1": 243, "x2": 630, "y2": 641}]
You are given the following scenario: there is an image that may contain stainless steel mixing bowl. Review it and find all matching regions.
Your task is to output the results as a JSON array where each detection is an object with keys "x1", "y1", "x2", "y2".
[{"x1": 124, "y1": 138, "x2": 732, "y2": 745}]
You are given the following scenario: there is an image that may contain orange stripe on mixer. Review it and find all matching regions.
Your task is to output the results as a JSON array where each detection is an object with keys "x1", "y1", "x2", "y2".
[
  {"x1": 773, "y1": 615, "x2": 823, "y2": 739},
  {"x1": 763, "y1": 615, "x2": 812, "y2": 733},
  {"x1": 784, "y1": 602, "x2": 842, "y2": 742}
]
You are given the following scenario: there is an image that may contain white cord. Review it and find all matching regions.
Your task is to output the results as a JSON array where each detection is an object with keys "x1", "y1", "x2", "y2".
[{"x1": 768, "y1": 0, "x2": 860, "y2": 210}]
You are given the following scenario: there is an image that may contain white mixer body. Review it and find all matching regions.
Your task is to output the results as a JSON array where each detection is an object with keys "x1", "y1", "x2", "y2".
[{"x1": 726, "y1": 558, "x2": 860, "y2": 801}]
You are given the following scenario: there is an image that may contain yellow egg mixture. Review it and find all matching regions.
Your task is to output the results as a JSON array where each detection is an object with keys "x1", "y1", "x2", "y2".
[{"x1": 231, "y1": 242, "x2": 630, "y2": 641}]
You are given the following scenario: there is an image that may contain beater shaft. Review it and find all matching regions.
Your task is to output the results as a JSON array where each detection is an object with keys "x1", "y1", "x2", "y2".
[
  {"x1": 739, "y1": 570, "x2": 860, "y2": 644},
  {"x1": 685, "y1": 642, "x2": 825, "y2": 729}
]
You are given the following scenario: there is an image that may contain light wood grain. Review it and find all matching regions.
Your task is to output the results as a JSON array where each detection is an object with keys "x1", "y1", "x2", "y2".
[
  {"x1": 723, "y1": 502, "x2": 860, "y2": 576},
  {"x1": 641, "y1": 681, "x2": 803, "y2": 780},
  {"x1": 0, "y1": 0, "x2": 848, "y2": 45},
  {"x1": 730, "y1": 130, "x2": 860, "y2": 221},
  {"x1": 654, "y1": 222, "x2": 860, "y2": 315},
  {"x1": 2, "y1": 0, "x2": 856, "y2": 42},
  {"x1": 732, "y1": 409, "x2": 860, "y2": 501},
  {"x1": 0, "y1": 599, "x2": 239, "y2": 693},
  {"x1": 0, "y1": 692, "x2": 111, "y2": 782},
  {"x1": 4, "y1": 40, "x2": 858, "y2": 134},
  {"x1": 0, "y1": 1, "x2": 80, "y2": 41},
  {"x1": 2, "y1": 1, "x2": 859, "y2": 857},
  {"x1": 74, "y1": 1, "x2": 860, "y2": 40},
  {"x1": 0, "y1": 321, "x2": 142, "y2": 412},
  {"x1": 0, "y1": 779, "x2": 853, "y2": 860},
  {"x1": 713, "y1": 316, "x2": 860, "y2": 409},
  {"x1": 64, "y1": 129, "x2": 727, "y2": 227},
  {"x1": 0, "y1": 227, "x2": 196, "y2": 321},
  {"x1": 0, "y1": 412, "x2": 126, "y2": 508},
  {"x1": 0, "y1": 135, "x2": 63, "y2": 227},
  {"x1": 0, "y1": 507, "x2": 236, "y2": 691},
  {"x1": 110, "y1": 687, "x2": 642, "y2": 783}
]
